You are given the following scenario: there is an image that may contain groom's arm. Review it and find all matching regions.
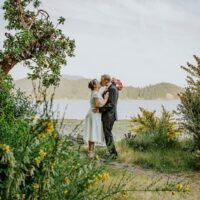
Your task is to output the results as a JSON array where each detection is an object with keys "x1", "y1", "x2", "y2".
[{"x1": 99, "y1": 88, "x2": 117, "y2": 113}]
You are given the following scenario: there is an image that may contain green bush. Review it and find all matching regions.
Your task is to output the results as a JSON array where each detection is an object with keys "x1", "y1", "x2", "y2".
[
  {"x1": 177, "y1": 55, "x2": 200, "y2": 150},
  {"x1": 0, "y1": 76, "x2": 125, "y2": 200},
  {"x1": 129, "y1": 106, "x2": 180, "y2": 150},
  {"x1": 126, "y1": 133, "x2": 156, "y2": 151},
  {"x1": 0, "y1": 73, "x2": 35, "y2": 153}
]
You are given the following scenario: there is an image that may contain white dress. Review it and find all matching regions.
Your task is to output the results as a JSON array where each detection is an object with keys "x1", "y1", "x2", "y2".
[{"x1": 84, "y1": 91, "x2": 105, "y2": 144}]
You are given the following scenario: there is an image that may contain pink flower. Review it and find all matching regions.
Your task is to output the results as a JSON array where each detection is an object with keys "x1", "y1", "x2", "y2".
[{"x1": 112, "y1": 78, "x2": 124, "y2": 91}]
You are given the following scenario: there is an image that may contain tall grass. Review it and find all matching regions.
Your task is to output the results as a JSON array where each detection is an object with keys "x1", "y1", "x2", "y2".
[
  {"x1": 118, "y1": 140, "x2": 198, "y2": 173},
  {"x1": 122, "y1": 106, "x2": 200, "y2": 172}
]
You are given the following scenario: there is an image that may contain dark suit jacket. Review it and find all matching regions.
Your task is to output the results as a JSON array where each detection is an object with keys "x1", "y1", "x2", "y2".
[{"x1": 99, "y1": 84, "x2": 119, "y2": 122}]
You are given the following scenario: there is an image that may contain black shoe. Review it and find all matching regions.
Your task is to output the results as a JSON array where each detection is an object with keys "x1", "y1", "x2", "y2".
[
  {"x1": 102, "y1": 153, "x2": 118, "y2": 161},
  {"x1": 101, "y1": 154, "x2": 110, "y2": 160},
  {"x1": 110, "y1": 153, "x2": 118, "y2": 160}
]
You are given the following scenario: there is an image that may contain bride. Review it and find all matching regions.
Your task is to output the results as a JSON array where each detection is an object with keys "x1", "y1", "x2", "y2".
[{"x1": 84, "y1": 79, "x2": 109, "y2": 158}]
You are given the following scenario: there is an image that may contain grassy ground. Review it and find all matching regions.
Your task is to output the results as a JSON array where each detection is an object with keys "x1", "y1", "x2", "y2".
[
  {"x1": 67, "y1": 119, "x2": 197, "y2": 173},
  {"x1": 107, "y1": 166, "x2": 200, "y2": 200},
  {"x1": 113, "y1": 143, "x2": 200, "y2": 199},
  {"x1": 66, "y1": 119, "x2": 200, "y2": 200},
  {"x1": 116, "y1": 141, "x2": 197, "y2": 173},
  {"x1": 81, "y1": 145, "x2": 200, "y2": 200}
]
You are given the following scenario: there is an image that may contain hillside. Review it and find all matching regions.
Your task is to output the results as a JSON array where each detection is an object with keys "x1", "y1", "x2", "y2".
[{"x1": 14, "y1": 76, "x2": 183, "y2": 100}]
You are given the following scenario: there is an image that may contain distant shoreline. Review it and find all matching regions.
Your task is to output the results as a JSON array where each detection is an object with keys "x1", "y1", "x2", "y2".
[
  {"x1": 51, "y1": 98, "x2": 180, "y2": 101},
  {"x1": 14, "y1": 76, "x2": 183, "y2": 100}
]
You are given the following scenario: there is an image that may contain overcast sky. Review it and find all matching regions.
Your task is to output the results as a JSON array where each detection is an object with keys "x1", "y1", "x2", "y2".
[{"x1": 1, "y1": 0, "x2": 200, "y2": 86}]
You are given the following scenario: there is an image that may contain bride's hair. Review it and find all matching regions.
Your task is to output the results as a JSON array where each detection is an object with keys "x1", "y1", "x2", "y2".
[{"x1": 88, "y1": 79, "x2": 98, "y2": 90}]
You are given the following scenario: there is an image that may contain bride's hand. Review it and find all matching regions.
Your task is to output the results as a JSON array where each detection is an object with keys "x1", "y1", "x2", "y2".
[{"x1": 92, "y1": 108, "x2": 99, "y2": 113}]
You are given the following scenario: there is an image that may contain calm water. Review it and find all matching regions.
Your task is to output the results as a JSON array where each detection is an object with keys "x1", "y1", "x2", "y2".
[{"x1": 52, "y1": 100, "x2": 179, "y2": 120}]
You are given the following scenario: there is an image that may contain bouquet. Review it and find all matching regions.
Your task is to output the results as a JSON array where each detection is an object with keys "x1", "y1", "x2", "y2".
[{"x1": 111, "y1": 78, "x2": 124, "y2": 91}]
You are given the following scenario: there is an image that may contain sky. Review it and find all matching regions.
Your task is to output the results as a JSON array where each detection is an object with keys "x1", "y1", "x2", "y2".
[{"x1": 1, "y1": 0, "x2": 200, "y2": 87}]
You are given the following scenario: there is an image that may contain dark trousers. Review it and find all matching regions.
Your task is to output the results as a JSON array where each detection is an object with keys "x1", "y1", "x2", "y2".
[{"x1": 102, "y1": 119, "x2": 118, "y2": 156}]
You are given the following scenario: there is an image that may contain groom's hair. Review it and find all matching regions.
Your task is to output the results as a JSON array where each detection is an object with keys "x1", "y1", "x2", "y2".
[{"x1": 101, "y1": 74, "x2": 111, "y2": 82}]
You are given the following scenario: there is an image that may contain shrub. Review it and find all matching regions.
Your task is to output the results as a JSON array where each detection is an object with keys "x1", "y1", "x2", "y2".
[
  {"x1": 130, "y1": 107, "x2": 158, "y2": 134},
  {"x1": 129, "y1": 106, "x2": 180, "y2": 150},
  {"x1": 177, "y1": 55, "x2": 200, "y2": 149},
  {"x1": 155, "y1": 106, "x2": 180, "y2": 148},
  {"x1": 195, "y1": 150, "x2": 200, "y2": 169},
  {"x1": 0, "y1": 72, "x2": 35, "y2": 154},
  {"x1": 0, "y1": 76, "x2": 125, "y2": 200}
]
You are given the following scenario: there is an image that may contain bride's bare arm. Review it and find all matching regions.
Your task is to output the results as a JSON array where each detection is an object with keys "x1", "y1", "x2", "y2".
[{"x1": 94, "y1": 92, "x2": 109, "y2": 108}]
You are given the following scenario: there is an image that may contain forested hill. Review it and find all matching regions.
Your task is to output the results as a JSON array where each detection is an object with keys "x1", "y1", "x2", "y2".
[
  {"x1": 121, "y1": 82, "x2": 183, "y2": 100},
  {"x1": 14, "y1": 76, "x2": 183, "y2": 100}
]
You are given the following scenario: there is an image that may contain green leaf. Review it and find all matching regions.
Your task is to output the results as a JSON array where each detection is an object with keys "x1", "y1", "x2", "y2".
[{"x1": 58, "y1": 16, "x2": 66, "y2": 25}]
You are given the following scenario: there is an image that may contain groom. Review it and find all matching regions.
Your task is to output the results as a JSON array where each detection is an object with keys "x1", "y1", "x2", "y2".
[{"x1": 99, "y1": 74, "x2": 118, "y2": 158}]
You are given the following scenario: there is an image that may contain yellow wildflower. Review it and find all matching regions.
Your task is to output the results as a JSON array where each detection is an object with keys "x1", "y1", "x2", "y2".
[
  {"x1": 45, "y1": 120, "x2": 54, "y2": 132},
  {"x1": 176, "y1": 183, "x2": 183, "y2": 192},
  {"x1": 35, "y1": 149, "x2": 47, "y2": 167},
  {"x1": 97, "y1": 172, "x2": 110, "y2": 181},
  {"x1": 95, "y1": 155, "x2": 100, "y2": 161},
  {"x1": 51, "y1": 160, "x2": 56, "y2": 169},
  {"x1": 87, "y1": 183, "x2": 93, "y2": 190},
  {"x1": 64, "y1": 177, "x2": 70, "y2": 184},
  {"x1": 4, "y1": 145, "x2": 10, "y2": 153},
  {"x1": 64, "y1": 189, "x2": 68, "y2": 194},
  {"x1": 38, "y1": 120, "x2": 54, "y2": 139},
  {"x1": 33, "y1": 183, "x2": 39, "y2": 191},
  {"x1": 184, "y1": 185, "x2": 190, "y2": 193},
  {"x1": 0, "y1": 144, "x2": 11, "y2": 153},
  {"x1": 15, "y1": 194, "x2": 20, "y2": 199},
  {"x1": 172, "y1": 191, "x2": 176, "y2": 196},
  {"x1": 121, "y1": 191, "x2": 128, "y2": 199},
  {"x1": 195, "y1": 150, "x2": 200, "y2": 158},
  {"x1": 22, "y1": 194, "x2": 26, "y2": 200},
  {"x1": 32, "y1": 125, "x2": 36, "y2": 131},
  {"x1": 39, "y1": 149, "x2": 47, "y2": 157},
  {"x1": 102, "y1": 172, "x2": 110, "y2": 181},
  {"x1": 43, "y1": 179, "x2": 49, "y2": 185},
  {"x1": 32, "y1": 115, "x2": 36, "y2": 121},
  {"x1": 53, "y1": 132, "x2": 59, "y2": 139},
  {"x1": 131, "y1": 126, "x2": 141, "y2": 134},
  {"x1": 34, "y1": 156, "x2": 41, "y2": 167}
]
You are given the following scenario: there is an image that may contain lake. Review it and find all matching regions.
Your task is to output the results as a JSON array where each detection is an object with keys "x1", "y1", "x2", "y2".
[{"x1": 52, "y1": 100, "x2": 180, "y2": 120}]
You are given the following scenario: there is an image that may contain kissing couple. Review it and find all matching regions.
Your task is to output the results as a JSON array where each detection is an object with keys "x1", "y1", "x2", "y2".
[{"x1": 84, "y1": 74, "x2": 123, "y2": 159}]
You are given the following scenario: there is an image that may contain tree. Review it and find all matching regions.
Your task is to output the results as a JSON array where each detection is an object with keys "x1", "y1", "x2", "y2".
[
  {"x1": 0, "y1": 0, "x2": 75, "y2": 87},
  {"x1": 177, "y1": 55, "x2": 200, "y2": 149}
]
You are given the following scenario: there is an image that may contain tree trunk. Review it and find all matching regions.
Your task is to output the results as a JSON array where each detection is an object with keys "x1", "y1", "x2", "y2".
[{"x1": 0, "y1": 54, "x2": 18, "y2": 74}]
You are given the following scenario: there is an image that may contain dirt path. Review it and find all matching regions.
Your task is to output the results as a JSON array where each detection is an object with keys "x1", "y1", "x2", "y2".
[{"x1": 108, "y1": 161, "x2": 200, "y2": 200}]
